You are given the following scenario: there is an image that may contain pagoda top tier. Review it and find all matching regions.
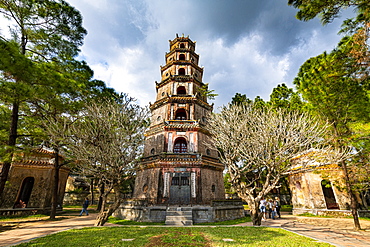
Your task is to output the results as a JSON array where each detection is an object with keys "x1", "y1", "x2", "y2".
[
  {"x1": 159, "y1": 35, "x2": 204, "y2": 85},
  {"x1": 169, "y1": 34, "x2": 196, "y2": 52}
]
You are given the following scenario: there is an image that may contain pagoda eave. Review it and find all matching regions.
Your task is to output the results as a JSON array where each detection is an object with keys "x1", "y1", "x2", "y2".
[{"x1": 138, "y1": 153, "x2": 224, "y2": 171}]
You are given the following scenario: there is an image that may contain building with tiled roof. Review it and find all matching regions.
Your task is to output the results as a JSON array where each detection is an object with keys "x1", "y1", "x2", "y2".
[
  {"x1": 288, "y1": 149, "x2": 357, "y2": 216},
  {"x1": 0, "y1": 148, "x2": 69, "y2": 213}
]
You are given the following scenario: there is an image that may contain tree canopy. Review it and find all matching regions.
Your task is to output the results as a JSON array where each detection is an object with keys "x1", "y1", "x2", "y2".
[
  {"x1": 69, "y1": 96, "x2": 149, "y2": 226},
  {"x1": 207, "y1": 103, "x2": 347, "y2": 226},
  {"x1": 293, "y1": 35, "x2": 370, "y2": 230}
]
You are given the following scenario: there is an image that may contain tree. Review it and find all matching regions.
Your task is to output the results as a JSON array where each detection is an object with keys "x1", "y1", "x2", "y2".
[
  {"x1": 230, "y1": 93, "x2": 266, "y2": 108},
  {"x1": 288, "y1": 0, "x2": 370, "y2": 25},
  {"x1": 294, "y1": 41, "x2": 370, "y2": 230},
  {"x1": 69, "y1": 96, "x2": 149, "y2": 226},
  {"x1": 198, "y1": 83, "x2": 218, "y2": 100},
  {"x1": 0, "y1": 0, "x2": 87, "y2": 199},
  {"x1": 206, "y1": 103, "x2": 348, "y2": 226},
  {"x1": 231, "y1": 93, "x2": 252, "y2": 105},
  {"x1": 39, "y1": 115, "x2": 73, "y2": 219},
  {"x1": 268, "y1": 83, "x2": 306, "y2": 111}
]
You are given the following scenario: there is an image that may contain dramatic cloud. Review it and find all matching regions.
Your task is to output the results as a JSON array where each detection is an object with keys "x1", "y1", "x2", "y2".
[{"x1": 66, "y1": 0, "x2": 349, "y2": 108}]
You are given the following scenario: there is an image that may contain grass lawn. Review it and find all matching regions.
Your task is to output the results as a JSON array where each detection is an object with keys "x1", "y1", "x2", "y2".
[
  {"x1": 0, "y1": 214, "x2": 48, "y2": 222},
  {"x1": 15, "y1": 226, "x2": 332, "y2": 247},
  {"x1": 107, "y1": 216, "x2": 252, "y2": 226}
]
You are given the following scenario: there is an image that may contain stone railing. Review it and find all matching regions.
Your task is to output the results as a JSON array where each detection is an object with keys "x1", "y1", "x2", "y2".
[{"x1": 141, "y1": 153, "x2": 202, "y2": 163}]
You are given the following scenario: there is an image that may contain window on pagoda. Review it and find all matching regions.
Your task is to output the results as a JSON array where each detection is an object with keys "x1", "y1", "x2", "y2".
[
  {"x1": 173, "y1": 138, "x2": 187, "y2": 153},
  {"x1": 180, "y1": 43, "x2": 185, "y2": 48},
  {"x1": 177, "y1": 86, "x2": 186, "y2": 95},
  {"x1": 178, "y1": 68, "x2": 186, "y2": 75},
  {"x1": 175, "y1": 108, "x2": 187, "y2": 120},
  {"x1": 179, "y1": 54, "x2": 185, "y2": 60}
]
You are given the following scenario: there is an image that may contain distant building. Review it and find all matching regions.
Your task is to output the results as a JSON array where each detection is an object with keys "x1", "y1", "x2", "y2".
[
  {"x1": 0, "y1": 148, "x2": 69, "y2": 214},
  {"x1": 288, "y1": 150, "x2": 362, "y2": 216}
]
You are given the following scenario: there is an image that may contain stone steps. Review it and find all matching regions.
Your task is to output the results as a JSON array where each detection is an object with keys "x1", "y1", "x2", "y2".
[{"x1": 165, "y1": 207, "x2": 193, "y2": 226}]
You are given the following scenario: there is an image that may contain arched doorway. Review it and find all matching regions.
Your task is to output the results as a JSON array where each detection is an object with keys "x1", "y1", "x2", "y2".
[
  {"x1": 175, "y1": 108, "x2": 187, "y2": 120},
  {"x1": 177, "y1": 86, "x2": 186, "y2": 95},
  {"x1": 179, "y1": 54, "x2": 185, "y2": 60},
  {"x1": 321, "y1": 180, "x2": 339, "y2": 209},
  {"x1": 178, "y1": 68, "x2": 186, "y2": 75},
  {"x1": 14, "y1": 177, "x2": 35, "y2": 208},
  {"x1": 173, "y1": 137, "x2": 187, "y2": 153}
]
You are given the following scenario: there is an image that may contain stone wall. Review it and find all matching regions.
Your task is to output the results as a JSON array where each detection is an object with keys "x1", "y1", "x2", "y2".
[
  {"x1": 289, "y1": 170, "x2": 351, "y2": 211},
  {"x1": 113, "y1": 200, "x2": 244, "y2": 223}
]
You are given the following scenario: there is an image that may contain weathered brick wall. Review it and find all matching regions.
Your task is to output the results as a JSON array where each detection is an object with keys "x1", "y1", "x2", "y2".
[
  {"x1": 199, "y1": 169, "x2": 225, "y2": 203},
  {"x1": 133, "y1": 168, "x2": 161, "y2": 201},
  {"x1": 289, "y1": 170, "x2": 351, "y2": 211},
  {"x1": 143, "y1": 134, "x2": 165, "y2": 156}
]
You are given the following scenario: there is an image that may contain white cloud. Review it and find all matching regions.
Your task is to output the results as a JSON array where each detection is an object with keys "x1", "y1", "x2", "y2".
[{"x1": 64, "y1": 0, "x2": 349, "y2": 108}]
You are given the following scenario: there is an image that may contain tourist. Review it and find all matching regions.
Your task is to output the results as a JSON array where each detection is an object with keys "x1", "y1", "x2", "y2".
[
  {"x1": 271, "y1": 200, "x2": 277, "y2": 220},
  {"x1": 275, "y1": 197, "x2": 281, "y2": 218},
  {"x1": 267, "y1": 199, "x2": 274, "y2": 218},
  {"x1": 259, "y1": 197, "x2": 267, "y2": 221},
  {"x1": 14, "y1": 199, "x2": 26, "y2": 208},
  {"x1": 79, "y1": 197, "x2": 90, "y2": 216}
]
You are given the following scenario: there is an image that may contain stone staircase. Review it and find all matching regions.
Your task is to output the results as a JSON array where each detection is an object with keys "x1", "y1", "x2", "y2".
[{"x1": 165, "y1": 207, "x2": 193, "y2": 226}]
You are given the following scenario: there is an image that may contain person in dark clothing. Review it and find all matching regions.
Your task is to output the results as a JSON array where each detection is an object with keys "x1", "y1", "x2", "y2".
[
  {"x1": 275, "y1": 197, "x2": 281, "y2": 218},
  {"x1": 79, "y1": 197, "x2": 89, "y2": 216}
]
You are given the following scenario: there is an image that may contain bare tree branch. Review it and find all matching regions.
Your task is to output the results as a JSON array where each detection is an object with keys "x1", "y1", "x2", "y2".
[{"x1": 206, "y1": 103, "x2": 351, "y2": 226}]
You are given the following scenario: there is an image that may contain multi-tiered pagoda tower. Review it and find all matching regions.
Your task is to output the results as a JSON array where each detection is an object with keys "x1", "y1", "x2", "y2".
[{"x1": 133, "y1": 35, "x2": 225, "y2": 205}]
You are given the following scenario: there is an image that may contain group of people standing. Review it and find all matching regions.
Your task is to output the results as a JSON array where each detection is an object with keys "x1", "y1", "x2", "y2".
[{"x1": 259, "y1": 197, "x2": 281, "y2": 220}]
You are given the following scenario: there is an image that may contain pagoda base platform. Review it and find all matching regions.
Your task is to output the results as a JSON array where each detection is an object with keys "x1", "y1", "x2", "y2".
[{"x1": 113, "y1": 200, "x2": 245, "y2": 223}]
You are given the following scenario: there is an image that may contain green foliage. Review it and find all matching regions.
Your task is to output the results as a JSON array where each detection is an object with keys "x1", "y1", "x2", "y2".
[
  {"x1": 281, "y1": 205, "x2": 293, "y2": 212},
  {"x1": 0, "y1": 0, "x2": 87, "y2": 60},
  {"x1": 230, "y1": 93, "x2": 267, "y2": 109},
  {"x1": 268, "y1": 83, "x2": 306, "y2": 112},
  {"x1": 107, "y1": 217, "x2": 164, "y2": 225},
  {"x1": 198, "y1": 83, "x2": 218, "y2": 100},
  {"x1": 288, "y1": 0, "x2": 370, "y2": 25},
  {"x1": 0, "y1": 214, "x2": 48, "y2": 221},
  {"x1": 231, "y1": 93, "x2": 252, "y2": 105},
  {"x1": 223, "y1": 173, "x2": 234, "y2": 194},
  {"x1": 294, "y1": 43, "x2": 370, "y2": 139},
  {"x1": 195, "y1": 216, "x2": 251, "y2": 225}
]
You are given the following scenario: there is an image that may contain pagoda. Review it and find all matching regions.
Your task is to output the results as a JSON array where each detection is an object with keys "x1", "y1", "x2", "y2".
[
  {"x1": 114, "y1": 35, "x2": 244, "y2": 224},
  {"x1": 133, "y1": 34, "x2": 225, "y2": 205}
]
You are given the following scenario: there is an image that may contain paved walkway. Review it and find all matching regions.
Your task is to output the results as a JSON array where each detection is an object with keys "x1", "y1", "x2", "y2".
[
  {"x1": 0, "y1": 214, "x2": 116, "y2": 247},
  {"x1": 236, "y1": 215, "x2": 370, "y2": 247},
  {"x1": 1, "y1": 213, "x2": 370, "y2": 246}
]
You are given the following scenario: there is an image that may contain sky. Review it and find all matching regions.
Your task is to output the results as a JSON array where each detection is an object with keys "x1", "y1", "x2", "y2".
[{"x1": 65, "y1": 0, "x2": 352, "y2": 109}]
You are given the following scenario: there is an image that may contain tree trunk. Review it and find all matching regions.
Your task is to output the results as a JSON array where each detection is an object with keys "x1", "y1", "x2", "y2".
[
  {"x1": 90, "y1": 178, "x2": 95, "y2": 205},
  {"x1": 250, "y1": 201, "x2": 263, "y2": 226},
  {"x1": 342, "y1": 161, "x2": 361, "y2": 230},
  {"x1": 0, "y1": 101, "x2": 20, "y2": 202},
  {"x1": 97, "y1": 183, "x2": 105, "y2": 211},
  {"x1": 361, "y1": 191, "x2": 368, "y2": 209},
  {"x1": 50, "y1": 148, "x2": 60, "y2": 219},
  {"x1": 94, "y1": 186, "x2": 123, "y2": 226}
]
